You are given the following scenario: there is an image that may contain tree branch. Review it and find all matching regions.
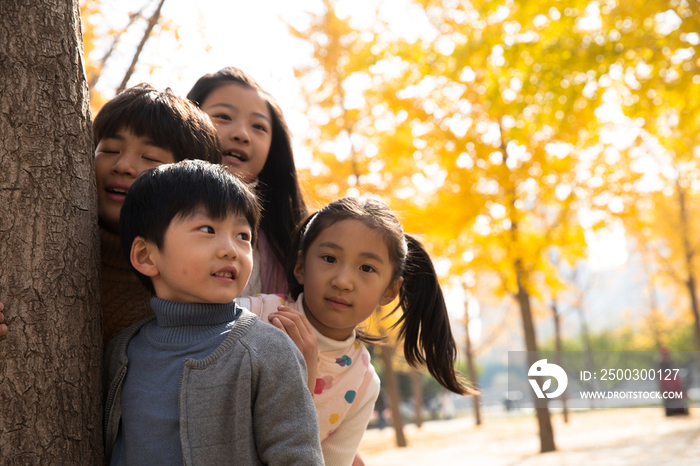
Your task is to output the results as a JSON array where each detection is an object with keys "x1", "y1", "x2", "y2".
[
  {"x1": 116, "y1": 0, "x2": 166, "y2": 94},
  {"x1": 88, "y1": 5, "x2": 148, "y2": 90}
]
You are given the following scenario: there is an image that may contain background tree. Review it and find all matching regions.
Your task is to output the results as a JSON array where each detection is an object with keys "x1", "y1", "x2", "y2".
[
  {"x1": 462, "y1": 285, "x2": 482, "y2": 426},
  {"x1": 596, "y1": 0, "x2": 700, "y2": 364},
  {"x1": 116, "y1": 0, "x2": 167, "y2": 94},
  {"x1": 0, "y1": 0, "x2": 102, "y2": 463},
  {"x1": 289, "y1": 0, "x2": 385, "y2": 204},
  {"x1": 81, "y1": 0, "x2": 182, "y2": 112},
  {"x1": 364, "y1": 304, "x2": 411, "y2": 446}
]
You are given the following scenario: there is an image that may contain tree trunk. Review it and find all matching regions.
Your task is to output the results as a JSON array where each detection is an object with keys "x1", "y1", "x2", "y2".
[
  {"x1": 410, "y1": 369, "x2": 423, "y2": 428},
  {"x1": 464, "y1": 296, "x2": 482, "y2": 426},
  {"x1": 502, "y1": 130, "x2": 555, "y2": 452},
  {"x1": 641, "y1": 255, "x2": 664, "y2": 349},
  {"x1": 0, "y1": 1, "x2": 103, "y2": 464},
  {"x1": 676, "y1": 184, "x2": 700, "y2": 377},
  {"x1": 516, "y1": 267, "x2": 556, "y2": 453},
  {"x1": 380, "y1": 346, "x2": 407, "y2": 447},
  {"x1": 551, "y1": 298, "x2": 568, "y2": 424},
  {"x1": 576, "y1": 304, "x2": 597, "y2": 409}
]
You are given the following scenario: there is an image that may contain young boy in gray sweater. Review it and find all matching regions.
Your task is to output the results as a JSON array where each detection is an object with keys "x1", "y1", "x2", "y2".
[{"x1": 103, "y1": 160, "x2": 323, "y2": 465}]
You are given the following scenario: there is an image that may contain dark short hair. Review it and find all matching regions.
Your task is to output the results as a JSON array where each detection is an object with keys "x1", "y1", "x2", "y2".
[
  {"x1": 188, "y1": 67, "x2": 307, "y2": 268},
  {"x1": 120, "y1": 160, "x2": 261, "y2": 293},
  {"x1": 93, "y1": 83, "x2": 222, "y2": 164}
]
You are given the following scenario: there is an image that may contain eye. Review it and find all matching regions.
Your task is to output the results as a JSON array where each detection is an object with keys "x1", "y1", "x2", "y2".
[
  {"x1": 321, "y1": 255, "x2": 336, "y2": 264},
  {"x1": 198, "y1": 226, "x2": 215, "y2": 234},
  {"x1": 360, "y1": 264, "x2": 376, "y2": 273},
  {"x1": 96, "y1": 146, "x2": 118, "y2": 155},
  {"x1": 142, "y1": 155, "x2": 163, "y2": 163},
  {"x1": 236, "y1": 232, "x2": 251, "y2": 241},
  {"x1": 212, "y1": 113, "x2": 231, "y2": 121},
  {"x1": 253, "y1": 123, "x2": 269, "y2": 133}
]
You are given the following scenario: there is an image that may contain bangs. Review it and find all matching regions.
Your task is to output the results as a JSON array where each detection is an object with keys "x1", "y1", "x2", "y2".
[
  {"x1": 94, "y1": 94, "x2": 181, "y2": 151},
  {"x1": 92, "y1": 84, "x2": 221, "y2": 164},
  {"x1": 138, "y1": 162, "x2": 261, "y2": 248}
]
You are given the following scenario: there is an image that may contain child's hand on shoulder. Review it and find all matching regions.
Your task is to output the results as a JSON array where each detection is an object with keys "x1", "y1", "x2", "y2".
[
  {"x1": 0, "y1": 301, "x2": 7, "y2": 337},
  {"x1": 269, "y1": 306, "x2": 318, "y2": 393}
]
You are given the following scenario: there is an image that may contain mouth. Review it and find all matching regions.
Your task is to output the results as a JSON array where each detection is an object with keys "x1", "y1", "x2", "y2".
[
  {"x1": 213, "y1": 266, "x2": 238, "y2": 281},
  {"x1": 325, "y1": 297, "x2": 351, "y2": 309},
  {"x1": 104, "y1": 183, "x2": 130, "y2": 201},
  {"x1": 222, "y1": 149, "x2": 249, "y2": 163}
]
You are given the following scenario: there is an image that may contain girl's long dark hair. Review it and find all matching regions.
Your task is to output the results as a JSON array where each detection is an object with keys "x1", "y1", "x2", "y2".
[
  {"x1": 393, "y1": 235, "x2": 472, "y2": 395},
  {"x1": 287, "y1": 197, "x2": 474, "y2": 396},
  {"x1": 187, "y1": 67, "x2": 307, "y2": 271}
]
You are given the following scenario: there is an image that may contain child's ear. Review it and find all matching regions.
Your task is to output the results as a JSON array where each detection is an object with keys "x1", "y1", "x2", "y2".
[
  {"x1": 130, "y1": 237, "x2": 159, "y2": 277},
  {"x1": 380, "y1": 276, "x2": 404, "y2": 306},
  {"x1": 293, "y1": 251, "x2": 305, "y2": 285}
]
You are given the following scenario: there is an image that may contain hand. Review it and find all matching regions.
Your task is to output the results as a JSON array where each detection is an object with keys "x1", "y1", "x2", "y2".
[
  {"x1": 269, "y1": 305, "x2": 318, "y2": 393},
  {"x1": 0, "y1": 301, "x2": 6, "y2": 337}
]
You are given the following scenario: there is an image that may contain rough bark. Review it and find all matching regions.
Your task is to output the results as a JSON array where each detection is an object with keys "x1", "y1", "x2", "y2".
[
  {"x1": 380, "y1": 346, "x2": 407, "y2": 447},
  {"x1": 0, "y1": 1, "x2": 103, "y2": 464}
]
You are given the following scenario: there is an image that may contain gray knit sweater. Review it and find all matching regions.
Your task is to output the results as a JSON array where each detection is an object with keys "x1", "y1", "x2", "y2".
[{"x1": 104, "y1": 301, "x2": 324, "y2": 466}]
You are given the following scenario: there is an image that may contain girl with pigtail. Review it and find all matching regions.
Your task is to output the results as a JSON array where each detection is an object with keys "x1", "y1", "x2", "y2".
[{"x1": 237, "y1": 196, "x2": 474, "y2": 466}]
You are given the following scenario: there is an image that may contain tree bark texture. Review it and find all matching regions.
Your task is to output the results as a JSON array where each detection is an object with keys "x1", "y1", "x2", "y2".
[{"x1": 0, "y1": 1, "x2": 103, "y2": 464}]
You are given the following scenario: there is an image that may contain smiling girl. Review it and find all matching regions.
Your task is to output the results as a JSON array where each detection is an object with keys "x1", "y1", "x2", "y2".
[
  {"x1": 238, "y1": 197, "x2": 475, "y2": 466},
  {"x1": 187, "y1": 68, "x2": 307, "y2": 296}
]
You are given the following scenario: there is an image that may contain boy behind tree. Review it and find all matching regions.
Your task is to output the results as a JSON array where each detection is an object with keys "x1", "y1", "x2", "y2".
[{"x1": 104, "y1": 160, "x2": 322, "y2": 465}]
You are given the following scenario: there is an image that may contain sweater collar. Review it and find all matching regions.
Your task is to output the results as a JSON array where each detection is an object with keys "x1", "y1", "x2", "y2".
[
  {"x1": 150, "y1": 297, "x2": 240, "y2": 327},
  {"x1": 147, "y1": 297, "x2": 241, "y2": 345}
]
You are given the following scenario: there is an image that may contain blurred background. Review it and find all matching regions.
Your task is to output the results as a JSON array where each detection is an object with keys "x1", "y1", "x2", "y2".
[{"x1": 81, "y1": 0, "x2": 700, "y2": 463}]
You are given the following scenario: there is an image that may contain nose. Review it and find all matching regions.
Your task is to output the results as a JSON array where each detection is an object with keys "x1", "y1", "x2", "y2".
[
  {"x1": 218, "y1": 235, "x2": 239, "y2": 260},
  {"x1": 230, "y1": 121, "x2": 250, "y2": 144},
  {"x1": 331, "y1": 266, "x2": 353, "y2": 292},
  {"x1": 110, "y1": 152, "x2": 138, "y2": 176}
]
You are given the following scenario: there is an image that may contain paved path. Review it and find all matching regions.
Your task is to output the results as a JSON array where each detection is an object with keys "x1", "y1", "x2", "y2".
[{"x1": 358, "y1": 408, "x2": 700, "y2": 465}]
